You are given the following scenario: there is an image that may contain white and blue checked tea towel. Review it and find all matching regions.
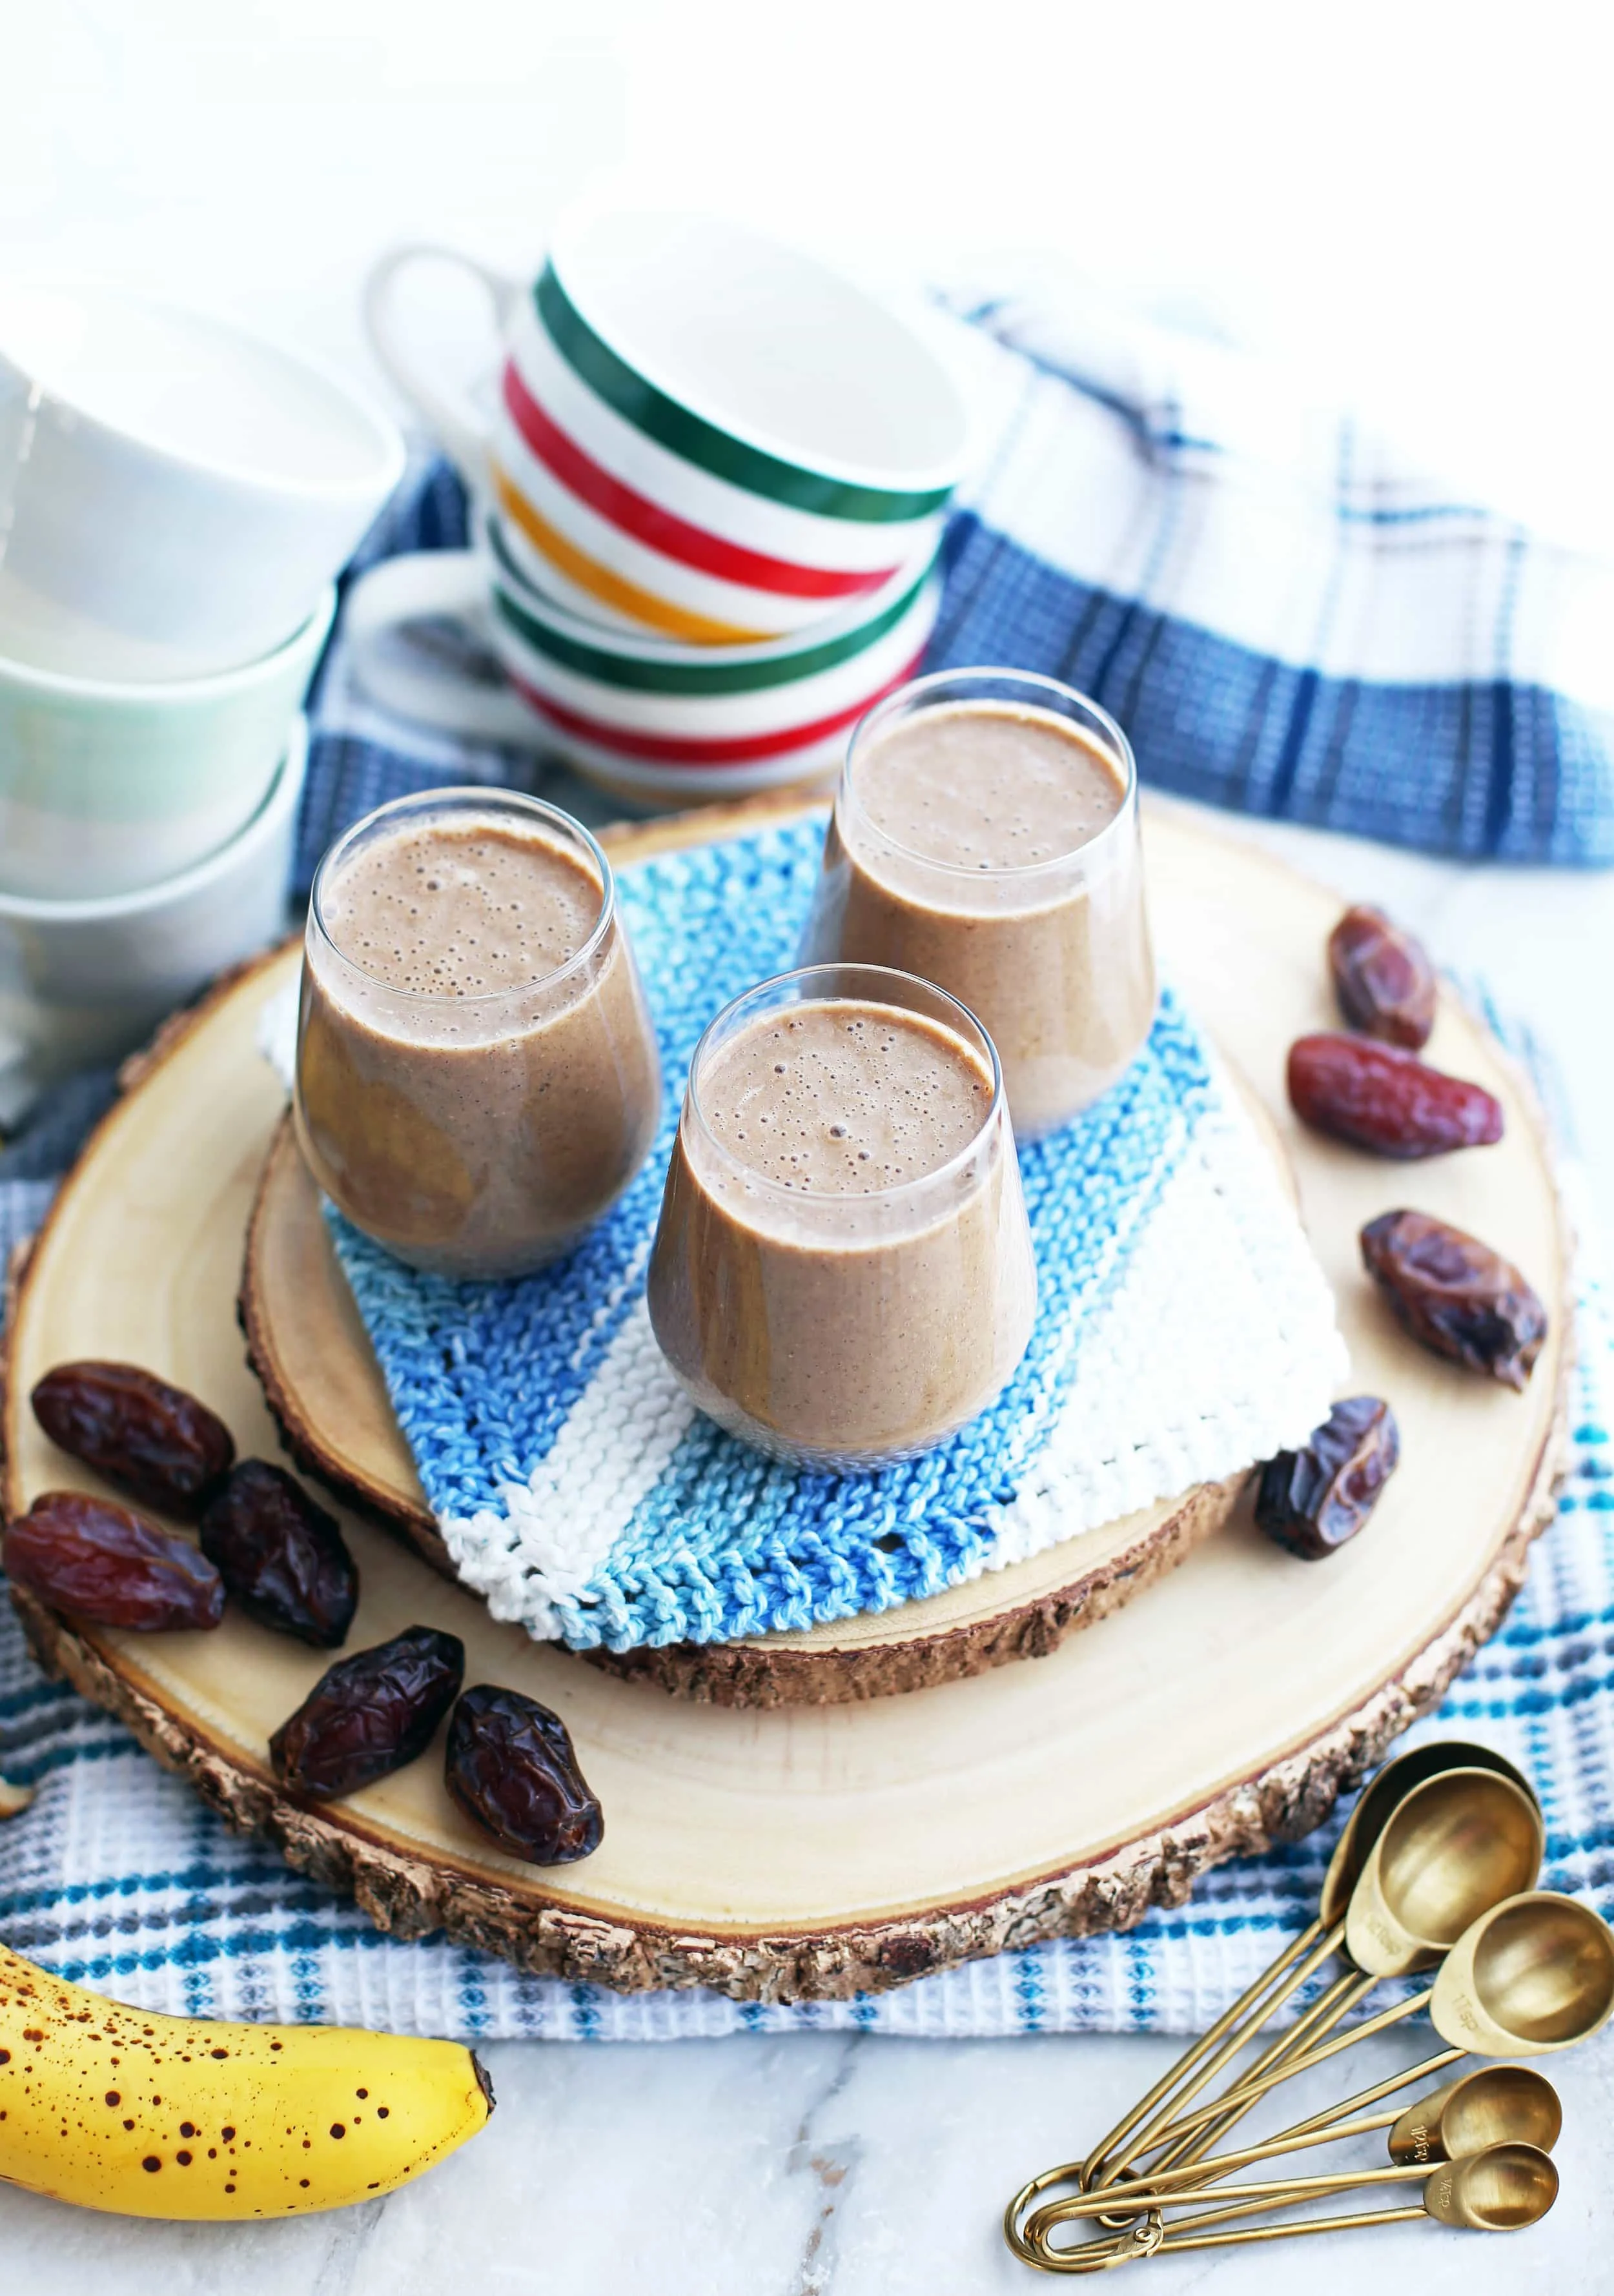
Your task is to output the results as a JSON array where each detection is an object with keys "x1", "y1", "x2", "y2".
[
  {"x1": 291, "y1": 286, "x2": 1614, "y2": 885},
  {"x1": 276, "y1": 810, "x2": 1341, "y2": 1653},
  {"x1": 3, "y1": 287, "x2": 1613, "y2": 2036}
]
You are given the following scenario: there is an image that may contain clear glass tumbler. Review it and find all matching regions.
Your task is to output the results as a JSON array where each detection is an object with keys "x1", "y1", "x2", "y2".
[
  {"x1": 646, "y1": 961, "x2": 1037, "y2": 1470},
  {"x1": 799, "y1": 667, "x2": 1156, "y2": 1139},
  {"x1": 294, "y1": 787, "x2": 661, "y2": 1279}
]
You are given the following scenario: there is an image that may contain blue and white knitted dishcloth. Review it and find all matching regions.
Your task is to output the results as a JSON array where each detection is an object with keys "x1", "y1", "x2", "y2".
[{"x1": 267, "y1": 809, "x2": 1343, "y2": 1654}]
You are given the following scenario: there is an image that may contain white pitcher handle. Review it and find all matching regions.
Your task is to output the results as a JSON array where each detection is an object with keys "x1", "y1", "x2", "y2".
[
  {"x1": 345, "y1": 552, "x2": 548, "y2": 748},
  {"x1": 363, "y1": 243, "x2": 524, "y2": 489}
]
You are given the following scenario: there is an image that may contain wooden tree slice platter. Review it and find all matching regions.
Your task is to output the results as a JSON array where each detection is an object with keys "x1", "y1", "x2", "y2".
[{"x1": 1, "y1": 797, "x2": 1571, "y2": 2000}]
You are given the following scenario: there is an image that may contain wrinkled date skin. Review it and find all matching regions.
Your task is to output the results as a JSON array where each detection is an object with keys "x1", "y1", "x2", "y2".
[
  {"x1": 1256, "y1": 1397, "x2": 1401, "y2": 1560},
  {"x1": 31, "y1": 1361, "x2": 234, "y2": 1516},
  {"x1": 1288, "y1": 1034, "x2": 1504, "y2": 1158},
  {"x1": 1361, "y1": 1210, "x2": 1547, "y2": 1390},
  {"x1": 199, "y1": 1461, "x2": 358, "y2": 1648},
  {"x1": 445, "y1": 1685, "x2": 604, "y2": 1864},
  {"x1": 3, "y1": 1491, "x2": 225, "y2": 1631},
  {"x1": 1329, "y1": 905, "x2": 1437, "y2": 1048},
  {"x1": 271, "y1": 1625, "x2": 464, "y2": 1800}
]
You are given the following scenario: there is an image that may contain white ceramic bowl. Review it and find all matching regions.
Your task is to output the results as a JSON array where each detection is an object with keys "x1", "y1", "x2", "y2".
[
  {"x1": 0, "y1": 715, "x2": 309, "y2": 1119},
  {"x1": 0, "y1": 281, "x2": 402, "y2": 682},
  {"x1": 0, "y1": 588, "x2": 333, "y2": 900},
  {"x1": 365, "y1": 210, "x2": 967, "y2": 645}
]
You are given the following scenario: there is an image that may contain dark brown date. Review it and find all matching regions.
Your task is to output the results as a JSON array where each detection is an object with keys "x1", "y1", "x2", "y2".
[
  {"x1": 3, "y1": 1492, "x2": 224, "y2": 1631},
  {"x1": 1256, "y1": 1397, "x2": 1400, "y2": 1560},
  {"x1": 445, "y1": 1685, "x2": 602, "y2": 1865},
  {"x1": 271, "y1": 1626, "x2": 464, "y2": 1801},
  {"x1": 1288, "y1": 1035, "x2": 1504, "y2": 1158},
  {"x1": 199, "y1": 1462, "x2": 358, "y2": 1649},
  {"x1": 1360, "y1": 1210, "x2": 1547, "y2": 1390},
  {"x1": 1329, "y1": 905, "x2": 1436, "y2": 1048},
  {"x1": 31, "y1": 1362, "x2": 234, "y2": 1517}
]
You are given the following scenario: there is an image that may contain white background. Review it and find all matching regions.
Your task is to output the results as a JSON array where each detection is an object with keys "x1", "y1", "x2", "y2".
[{"x1": 4, "y1": 6, "x2": 1613, "y2": 2290}]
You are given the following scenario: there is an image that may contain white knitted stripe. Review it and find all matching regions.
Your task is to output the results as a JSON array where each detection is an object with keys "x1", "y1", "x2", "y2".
[
  {"x1": 440, "y1": 1292, "x2": 694, "y2": 1634},
  {"x1": 986, "y1": 1108, "x2": 1346, "y2": 1570}
]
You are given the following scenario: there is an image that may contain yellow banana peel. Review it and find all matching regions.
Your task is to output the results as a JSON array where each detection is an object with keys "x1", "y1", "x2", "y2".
[{"x1": 0, "y1": 1940, "x2": 493, "y2": 2218}]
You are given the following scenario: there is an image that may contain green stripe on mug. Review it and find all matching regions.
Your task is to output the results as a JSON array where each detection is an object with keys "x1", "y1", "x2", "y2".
[
  {"x1": 490, "y1": 532, "x2": 937, "y2": 696},
  {"x1": 534, "y1": 266, "x2": 955, "y2": 527}
]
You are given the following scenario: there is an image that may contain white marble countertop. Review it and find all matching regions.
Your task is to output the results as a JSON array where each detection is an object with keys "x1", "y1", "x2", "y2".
[{"x1": 5, "y1": 2018, "x2": 1613, "y2": 2293}]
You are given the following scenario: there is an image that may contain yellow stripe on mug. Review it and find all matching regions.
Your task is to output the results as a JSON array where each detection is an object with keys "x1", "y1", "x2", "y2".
[{"x1": 491, "y1": 466, "x2": 775, "y2": 648}]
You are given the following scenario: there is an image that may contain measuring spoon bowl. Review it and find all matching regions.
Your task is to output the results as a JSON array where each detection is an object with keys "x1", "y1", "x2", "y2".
[
  {"x1": 1345, "y1": 1769, "x2": 1544, "y2": 1977},
  {"x1": 1387, "y1": 2066, "x2": 1561, "y2": 2166},
  {"x1": 1433, "y1": 1890, "x2": 1614, "y2": 2056}
]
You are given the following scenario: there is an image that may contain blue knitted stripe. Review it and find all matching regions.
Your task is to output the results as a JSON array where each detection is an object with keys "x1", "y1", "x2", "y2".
[{"x1": 551, "y1": 1022, "x2": 1210, "y2": 1649}]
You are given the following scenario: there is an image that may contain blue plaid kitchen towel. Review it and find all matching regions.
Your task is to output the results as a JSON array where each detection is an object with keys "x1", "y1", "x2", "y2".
[
  {"x1": 288, "y1": 287, "x2": 1614, "y2": 883},
  {"x1": 3, "y1": 292, "x2": 1613, "y2": 2035}
]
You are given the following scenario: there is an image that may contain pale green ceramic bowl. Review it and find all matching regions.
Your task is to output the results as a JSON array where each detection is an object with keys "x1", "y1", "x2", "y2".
[{"x1": 0, "y1": 586, "x2": 332, "y2": 900}]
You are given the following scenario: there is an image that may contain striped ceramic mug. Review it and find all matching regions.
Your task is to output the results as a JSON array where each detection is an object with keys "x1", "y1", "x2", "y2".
[
  {"x1": 343, "y1": 514, "x2": 943, "y2": 807},
  {"x1": 363, "y1": 209, "x2": 968, "y2": 646}
]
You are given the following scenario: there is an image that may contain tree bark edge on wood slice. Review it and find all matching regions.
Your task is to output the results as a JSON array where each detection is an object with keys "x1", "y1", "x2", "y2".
[
  {"x1": 589, "y1": 1476, "x2": 1248, "y2": 1707},
  {"x1": 5, "y1": 1410, "x2": 1558, "y2": 1999}
]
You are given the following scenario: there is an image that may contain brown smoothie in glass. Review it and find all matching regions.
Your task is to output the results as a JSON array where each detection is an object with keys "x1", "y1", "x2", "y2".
[
  {"x1": 647, "y1": 986, "x2": 1037, "y2": 1467},
  {"x1": 802, "y1": 693, "x2": 1157, "y2": 1137},
  {"x1": 295, "y1": 797, "x2": 660, "y2": 1279}
]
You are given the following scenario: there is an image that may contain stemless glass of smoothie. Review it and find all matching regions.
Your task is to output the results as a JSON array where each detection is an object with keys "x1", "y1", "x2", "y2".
[
  {"x1": 294, "y1": 787, "x2": 661, "y2": 1279},
  {"x1": 647, "y1": 962, "x2": 1037, "y2": 1470},
  {"x1": 799, "y1": 669, "x2": 1156, "y2": 1138}
]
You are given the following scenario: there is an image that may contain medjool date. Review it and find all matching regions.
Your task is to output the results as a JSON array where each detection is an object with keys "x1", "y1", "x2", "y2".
[
  {"x1": 30, "y1": 1362, "x2": 234, "y2": 1516},
  {"x1": 1256, "y1": 1397, "x2": 1400, "y2": 1559},
  {"x1": 199, "y1": 1462, "x2": 358, "y2": 1647},
  {"x1": 445, "y1": 1685, "x2": 602, "y2": 1865},
  {"x1": 3, "y1": 1492, "x2": 224, "y2": 1631},
  {"x1": 271, "y1": 1627, "x2": 464, "y2": 1801},
  {"x1": 1360, "y1": 1210, "x2": 1547, "y2": 1390},
  {"x1": 1329, "y1": 905, "x2": 1437, "y2": 1048},
  {"x1": 1288, "y1": 1035, "x2": 1503, "y2": 1158}
]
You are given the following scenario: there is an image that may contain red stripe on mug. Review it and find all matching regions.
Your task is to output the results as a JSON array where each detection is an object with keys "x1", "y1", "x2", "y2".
[
  {"x1": 502, "y1": 363, "x2": 904, "y2": 604},
  {"x1": 510, "y1": 651, "x2": 928, "y2": 766}
]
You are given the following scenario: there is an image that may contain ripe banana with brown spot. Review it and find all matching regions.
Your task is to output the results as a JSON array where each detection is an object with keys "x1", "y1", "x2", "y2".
[{"x1": 0, "y1": 1941, "x2": 493, "y2": 2218}]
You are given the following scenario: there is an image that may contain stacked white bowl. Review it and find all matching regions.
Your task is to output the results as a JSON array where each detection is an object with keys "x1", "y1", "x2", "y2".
[
  {"x1": 356, "y1": 210, "x2": 970, "y2": 808},
  {"x1": 0, "y1": 281, "x2": 404, "y2": 1117}
]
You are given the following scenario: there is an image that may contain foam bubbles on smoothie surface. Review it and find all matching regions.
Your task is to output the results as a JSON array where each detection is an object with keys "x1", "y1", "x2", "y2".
[
  {"x1": 702, "y1": 1000, "x2": 991, "y2": 1194},
  {"x1": 323, "y1": 820, "x2": 602, "y2": 997},
  {"x1": 858, "y1": 700, "x2": 1125, "y2": 868}
]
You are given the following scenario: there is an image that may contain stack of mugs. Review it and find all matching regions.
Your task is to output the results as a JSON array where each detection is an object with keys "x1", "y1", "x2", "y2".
[
  {"x1": 0, "y1": 279, "x2": 403, "y2": 1117},
  {"x1": 355, "y1": 208, "x2": 971, "y2": 806}
]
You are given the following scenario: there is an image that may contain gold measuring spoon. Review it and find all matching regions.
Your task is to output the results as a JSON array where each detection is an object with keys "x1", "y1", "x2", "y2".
[
  {"x1": 1027, "y1": 2144, "x2": 1558, "y2": 2269},
  {"x1": 1106, "y1": 1766, "x2": 1542, "y2": 2193},
  {"x1": 1345, "y1": 1766, "x2": 1546, "y2": 1974},
  {"x1": 1074, "y1": 1742, "x2": 1537, "y2": 2205},
  {"x1": 1158, "y1": 1890, "x2": 1614, "y2": 2140},
  {"x1": 1025, "y1": 2064, "x2": 1560, "y2": 2241}
]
